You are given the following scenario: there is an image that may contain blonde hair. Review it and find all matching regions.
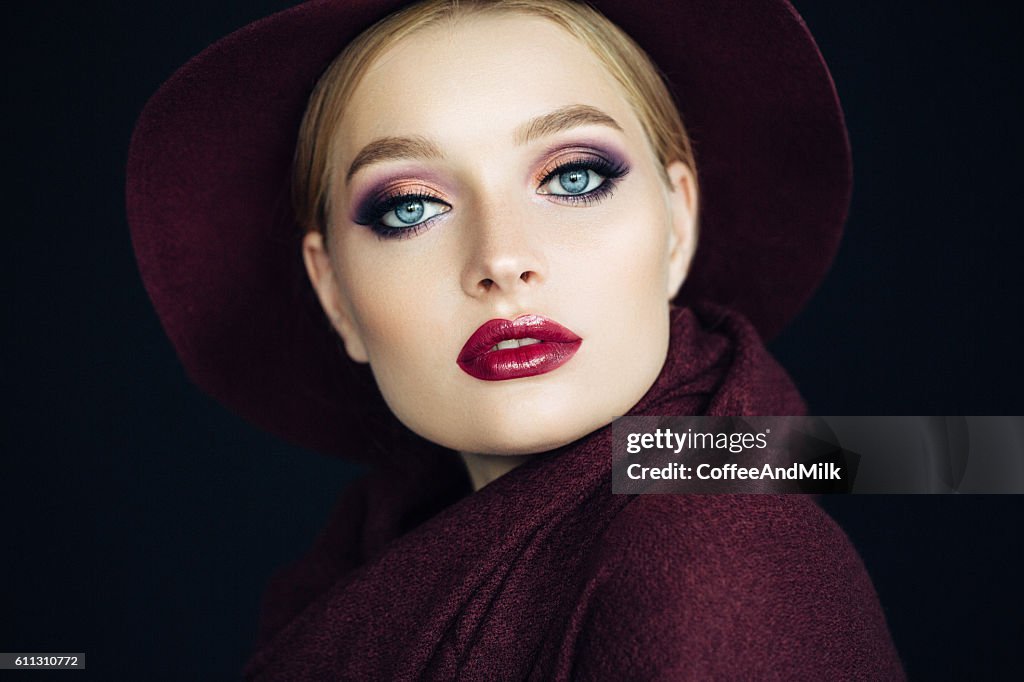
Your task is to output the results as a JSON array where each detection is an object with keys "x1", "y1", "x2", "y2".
[{"x1": 293, "y1": 0, "x2": 697, "y2": 237}]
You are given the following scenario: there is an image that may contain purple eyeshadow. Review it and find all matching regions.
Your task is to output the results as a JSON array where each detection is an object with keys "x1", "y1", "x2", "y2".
[
  {"x1": 539, "y1": 138, "x2": 631, "y2": 171},
  {"x1": 348, "y1": 168, "x2": 451, "y2": 225},
  {"x1": 346, "y1": 138, "x2": 634, "y2": 239}
]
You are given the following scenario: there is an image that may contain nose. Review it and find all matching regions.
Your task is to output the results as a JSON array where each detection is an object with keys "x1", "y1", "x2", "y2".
[{"x1": 459, "y1": 197, "x2": 546, "y2": 299}]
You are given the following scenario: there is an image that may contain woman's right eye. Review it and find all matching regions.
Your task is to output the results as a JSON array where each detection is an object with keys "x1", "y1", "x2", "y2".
[
  {"x1": 355, "y1": 191, "x2": 452, "y2": 238},
  {"x1": 379, "y1": 197, "x2": 450, "y2": 229}
]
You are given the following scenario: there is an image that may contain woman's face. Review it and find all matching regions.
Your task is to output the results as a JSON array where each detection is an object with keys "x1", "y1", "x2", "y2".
[{"x1": 304, "y1": 13, "x2": 696, "y2": 455}]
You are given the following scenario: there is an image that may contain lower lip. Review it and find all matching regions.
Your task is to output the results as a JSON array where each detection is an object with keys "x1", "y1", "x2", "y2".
[{"x1": 457, "y1": 340, "x2": 582, "y2": 381}]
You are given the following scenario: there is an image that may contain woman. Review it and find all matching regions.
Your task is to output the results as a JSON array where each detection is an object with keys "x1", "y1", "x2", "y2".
[{"x1": 128, "y1": 0, "x2": 904, "y2": 678}]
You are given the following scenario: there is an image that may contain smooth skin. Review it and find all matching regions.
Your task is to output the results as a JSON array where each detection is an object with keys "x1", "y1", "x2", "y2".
[{"x1": 303, "y1": 14, "x2": 697, "y2": 489}]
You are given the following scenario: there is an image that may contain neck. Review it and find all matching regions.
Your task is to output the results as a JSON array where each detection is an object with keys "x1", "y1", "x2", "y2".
[{"x1": 459, "y1": 451, "x2": 536, "y2": 491}]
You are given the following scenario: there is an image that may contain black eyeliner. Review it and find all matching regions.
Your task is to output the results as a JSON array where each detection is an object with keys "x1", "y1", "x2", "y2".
[
  {"x1": 354, "y1": 189, "x2": 451, "y2": 239},
  {"x1": 538, "y1": 153, "x2": 631, "y2": 204}
]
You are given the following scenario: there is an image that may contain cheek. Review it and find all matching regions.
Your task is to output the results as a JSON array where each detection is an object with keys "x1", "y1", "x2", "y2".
[
  {"x1": 339, "y1": 252, "x2": 426, "y2": 344},
  {"x1": 565, "y1": 185, "x2": 672, "y2": 307},
  {"x1": 333, "y1": 236, "x2": 456, "y2": 391}
]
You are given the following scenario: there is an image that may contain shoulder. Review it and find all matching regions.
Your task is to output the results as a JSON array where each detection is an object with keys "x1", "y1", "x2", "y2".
[
  {"x1": 600, "y1": 494, "x2": 853, "y2": 575},
  {"x1": 573, "y1": 495, "x2": 905, "y2": 679},
  {"x1": 591, "y1": 495, "x2": 865, "y2": 618}
]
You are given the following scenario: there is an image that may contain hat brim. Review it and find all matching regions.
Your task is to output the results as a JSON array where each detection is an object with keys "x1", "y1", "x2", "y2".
[{"x1": 127, "y1": 0, "x2": 850, "y2": 463}]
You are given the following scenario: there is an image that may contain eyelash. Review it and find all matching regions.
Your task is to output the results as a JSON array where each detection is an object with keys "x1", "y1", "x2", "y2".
[
  {"x1": 356, "y1": 154, "x2": 630, "y2": 240},
  {"x1": 537, "y1": 153, "x2": 630, "y2": 206},
  {"x1": 354, "y1": 188, "x2": 449, "y2": 241}
]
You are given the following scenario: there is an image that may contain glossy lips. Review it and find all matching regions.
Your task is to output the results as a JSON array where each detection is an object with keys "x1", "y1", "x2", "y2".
[{"x1": 457, "y1": 315, "x2": 582, "y2": 381}]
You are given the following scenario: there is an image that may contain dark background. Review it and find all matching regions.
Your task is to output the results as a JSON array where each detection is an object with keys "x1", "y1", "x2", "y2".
[{"x1": 4, "y1": 1, "x2": 1021, "y2": 679}]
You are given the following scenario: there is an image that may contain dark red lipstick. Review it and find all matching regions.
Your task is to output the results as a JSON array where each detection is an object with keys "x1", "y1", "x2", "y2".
[{"x1": 457, "y1": 315, "x2": 582, "y2": 381}]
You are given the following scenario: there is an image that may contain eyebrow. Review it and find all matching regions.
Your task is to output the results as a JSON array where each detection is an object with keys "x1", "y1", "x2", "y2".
[
  {"x1": 345, "y1": 135, "x2": 444, "y2": 183},
  {"x1": 344, "y1": 105, "x2": 623, "y2": 183},
  {"x1": 513, "y1": 104, "x2": 623, "y2": 145}
]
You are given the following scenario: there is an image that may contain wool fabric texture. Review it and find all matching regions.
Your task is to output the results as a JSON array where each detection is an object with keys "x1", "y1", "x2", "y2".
[{"x1": 243, "y1": 304, "x2": 904, "y2": 679}]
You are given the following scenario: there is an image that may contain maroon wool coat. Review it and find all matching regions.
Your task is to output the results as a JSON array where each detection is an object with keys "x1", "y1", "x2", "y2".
[{"x1": 245, "y1": 305, "x2": 905, "y2": 680}]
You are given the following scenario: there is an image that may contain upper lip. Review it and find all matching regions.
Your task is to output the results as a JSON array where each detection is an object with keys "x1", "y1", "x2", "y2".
[{"x1": 457, "y1": 314, "x2": 582, "y2": 363}]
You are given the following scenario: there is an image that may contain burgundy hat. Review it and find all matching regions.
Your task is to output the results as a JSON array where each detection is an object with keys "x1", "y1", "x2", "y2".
[{"x1": 127, "y1": 0, "x2": 851, "y2": 463}]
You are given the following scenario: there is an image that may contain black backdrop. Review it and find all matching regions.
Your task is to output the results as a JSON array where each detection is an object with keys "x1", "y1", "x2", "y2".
[{"x1": 4, "y1": 2, "x2": 1022, "y2": 679}]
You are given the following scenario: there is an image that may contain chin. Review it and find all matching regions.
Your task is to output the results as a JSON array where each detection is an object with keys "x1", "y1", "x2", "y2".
[
  {"x1": 390, "y1": 361, "x2": 662, "y2": 456},
  {"x1": 451, "y1": 404, "x2": 616, "y2": 456},
  {"x1": 460, "y1": 428, "x2": 590, "y2": 457}
]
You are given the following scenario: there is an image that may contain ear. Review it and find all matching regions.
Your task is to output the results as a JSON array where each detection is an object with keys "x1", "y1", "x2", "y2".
[
  {"x1": 301, "y1": 231, "x2": 370, "y2": 363},
  {"x1": 664, "y1": 160, "x2": 699, "y2": 299}
]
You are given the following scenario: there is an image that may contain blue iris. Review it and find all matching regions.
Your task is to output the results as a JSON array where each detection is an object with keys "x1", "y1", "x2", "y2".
[
  {"x1": 558, "y1": 170, "x2": 589, "y2": 194},
  {"x1": 395, "y1": 199, "x2": 425, "y2": 224}
]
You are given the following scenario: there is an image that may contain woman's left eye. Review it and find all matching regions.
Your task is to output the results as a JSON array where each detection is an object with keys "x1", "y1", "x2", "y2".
[
  {"x1": 379, "y1": 197, "x2": 450, "y2": 228},
  {"x1": 539, "y1": 167, "x2": 607, "y2": 196}
]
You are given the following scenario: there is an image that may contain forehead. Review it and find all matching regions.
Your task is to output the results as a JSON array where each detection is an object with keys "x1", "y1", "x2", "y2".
[{"x1": 337, "y1": 13, "x2": 644, "y2": 158}]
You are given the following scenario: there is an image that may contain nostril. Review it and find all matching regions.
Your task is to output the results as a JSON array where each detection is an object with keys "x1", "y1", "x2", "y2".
[{"x1": 471, "y1": 271, "x2": 537, "y2": 294}]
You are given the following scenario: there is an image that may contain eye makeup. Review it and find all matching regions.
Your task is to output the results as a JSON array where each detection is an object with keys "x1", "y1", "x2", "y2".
[
  {"x1": 535, "y1": 148, "x2": 630, "y2": 206},
  {"x1": 352, "y1": 182, "x2": 452, "y2": 240},
  {"x1": 348, "y1": 143, "x2": 632, "y2": 240}
]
